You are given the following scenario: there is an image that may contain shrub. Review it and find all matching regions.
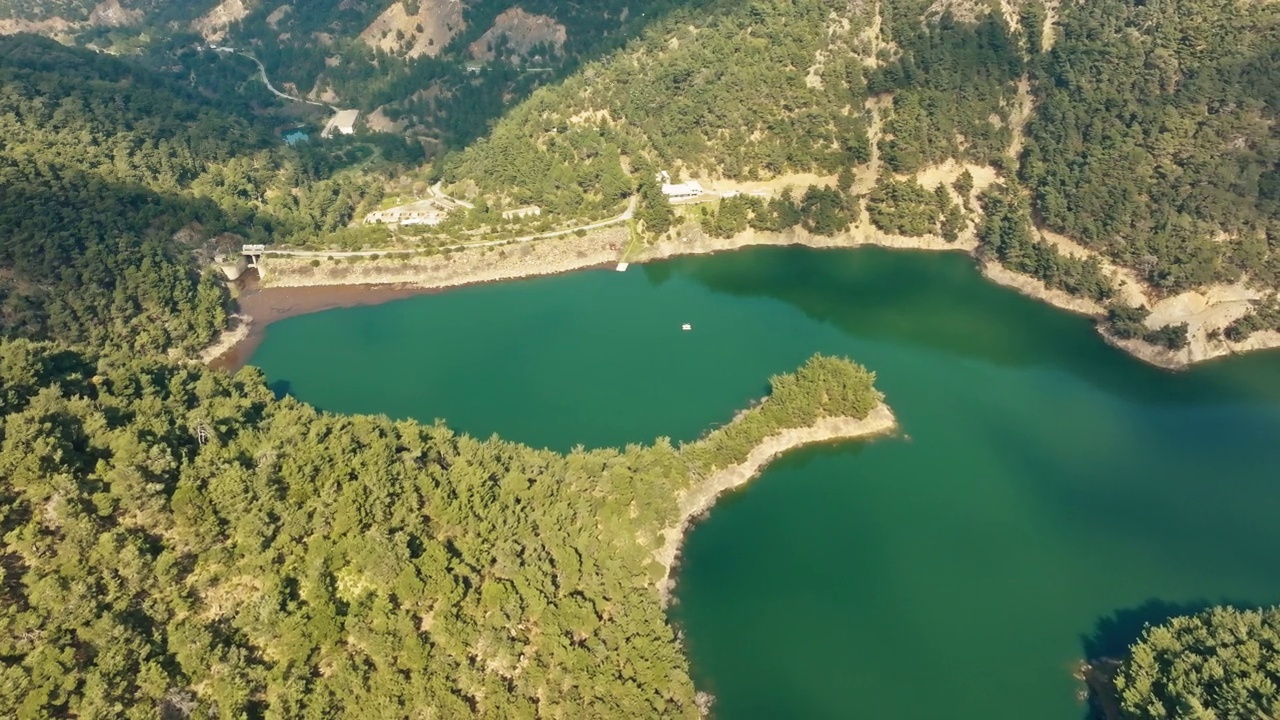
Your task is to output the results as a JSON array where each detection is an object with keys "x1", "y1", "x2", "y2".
[
  {"x1": 1142, "y1": 323, "x2": 1190, "y2": 350},
  {"x1": 1107, "y1": 304, "x2": 1150, "y2": 340}
]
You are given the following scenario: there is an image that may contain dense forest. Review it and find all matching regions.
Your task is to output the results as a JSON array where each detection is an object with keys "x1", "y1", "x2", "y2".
[
  {"x1": 1111, "y1": 606, "x2": 1280, "y2": 719},
  {"x1": 445, "y1": 0, "x2": 882, "y2": 204},
  {"x1": 1022, "y1": 0, "x2": 1280, "y2": 295},
  {"x1": 3, "y1": 0, "x2": 1280, "y2": 715},
  {"x1": 0, "y1": 339, "x2": 882, "y2": 717},
  {"x1": 0, "y1": 34, "x2": 417, "y2": 352},
  {"x1": 444, "y1": 0, "x2": 1027, "y2": 206}
]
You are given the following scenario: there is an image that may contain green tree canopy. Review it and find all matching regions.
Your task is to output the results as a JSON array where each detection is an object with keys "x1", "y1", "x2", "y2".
[{"x1": 1114, "y1": 606, "x2": 1280, "y2": 720}]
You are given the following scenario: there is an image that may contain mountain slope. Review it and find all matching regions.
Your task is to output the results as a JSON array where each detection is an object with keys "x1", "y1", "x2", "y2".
[
  {"x1": 447, "y1": 0, "x2": 1280, "y2": 342},
  {"x1": 1022, "y1": 0, "x2": 1280, "y2": 293},
  {"x1": 445, "y1": 0, "x2": 1026, "y2": 203},
  {"x1": 0, "y1": 34, "x2": 395, "y2": 352},
  {"x1": 1, "y1": 0, "x2": 705, "y2": 149}
]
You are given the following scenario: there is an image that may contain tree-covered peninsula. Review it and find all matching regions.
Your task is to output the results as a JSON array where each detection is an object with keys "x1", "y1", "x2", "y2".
[{"x1": 0, "y1": 341, "x2": 886, "y2": 717}]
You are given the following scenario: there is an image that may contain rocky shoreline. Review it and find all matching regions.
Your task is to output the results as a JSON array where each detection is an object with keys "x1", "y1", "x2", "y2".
[
  {"x1": 654, "y1": 405, "x2": 898, "y2": 606},
  {"x1": 199, "y1": 220, "x2": 1280, "y2": 371}
]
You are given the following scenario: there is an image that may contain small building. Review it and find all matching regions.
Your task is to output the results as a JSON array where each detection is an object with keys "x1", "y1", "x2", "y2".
[
  {"x1": 399, "y1": 213, "x2": 445, "y2": 227},
  {"x1": 661, "y1": 180, "x2": 705, "y2": 201},
  {"x1": 364, "y1": 199, "x2": 454, "y2": 227},
  {"x1": 502, "y1": 206, "x2": 542, "y2": 220},
  {"x1": 321, "y1": 109, "x2": 360, "y2": 138}
]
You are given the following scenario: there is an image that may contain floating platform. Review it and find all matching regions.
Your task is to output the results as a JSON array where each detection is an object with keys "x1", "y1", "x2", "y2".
[{"x1": 615, "y1": 262, "x2": 629, "y2": 272}]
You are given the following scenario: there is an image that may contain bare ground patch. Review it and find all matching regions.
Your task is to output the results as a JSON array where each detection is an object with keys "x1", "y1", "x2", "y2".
[
  {"x1": 360, "y1": 0, "x2": 463, "y2": 59},
  {"x1": 469, "y1": 8, "x2": 567, "y2": 62}
]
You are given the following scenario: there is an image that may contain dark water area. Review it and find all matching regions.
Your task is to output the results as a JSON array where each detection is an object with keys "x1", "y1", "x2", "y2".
[{"x1": 249, "y1": 246, "x2": 1280, "y2": 719}]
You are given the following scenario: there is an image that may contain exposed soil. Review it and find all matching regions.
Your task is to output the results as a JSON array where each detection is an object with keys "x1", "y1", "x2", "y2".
[
  {"x1": 89, "y1": 0, "x2": 142, "y2": 28},
  {"x1": 1079, "y1": 659, "x2": 1125, "y2": 720},
  {"x1": 193, "y1": 0, "x2": 248, "y2": 42},
  {"x1": 469, "y1": 8, "x2": 567, "y2": 62},
  {"x1": 0, "y1": 16, "x2": 75, "y2": 36},
  {"x1": 205, "y1": 278, "x2": 434, "y2": 371},
  {"x1": 360, "y1": 0, "x2": 463, "y2": 59}
]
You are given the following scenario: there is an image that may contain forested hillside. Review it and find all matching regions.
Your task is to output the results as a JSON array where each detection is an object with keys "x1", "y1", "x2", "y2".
[
  {"x1": 1022, "y1": 0, "x2": 1280, "y2": 294},
  {"x1": 2, "y1": 0, "x2": 706, "y2": 149},
  {"x1": 0, "y1": 0, "x2": 194, "y2": 24},
  {"x1": 0, "y1": 339, "x2": 882, "y2": 717},
  {"x1": 445, "y1": 0, "x2": 1025, "y2": 206},
  {"x1": 232, "y1": 0, "x2": 708, "y2": 148},
  {"x1": 445, "y1": 0, "x2": 1280, "y2": 339},
  {"x1": 0, "y1": 34, "x2": 409, "y2": 353}
]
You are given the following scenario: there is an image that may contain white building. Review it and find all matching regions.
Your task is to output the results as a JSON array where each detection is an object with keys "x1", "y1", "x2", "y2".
[
  {"x1": 502, "y1": 206, "x2": 542, "y2": 220},
  {"x1": 364, "y1": 199, "x2": 452, "y2": 227},
  {"x1": 661, "y1": 180, "x2": 705, "y2": 200},
  {"x1": 399, "y1": 214, "x2": 445, "y2": 227},
  {"x1": 321, "y1": 109, "x2": 360, "y2": 138}
]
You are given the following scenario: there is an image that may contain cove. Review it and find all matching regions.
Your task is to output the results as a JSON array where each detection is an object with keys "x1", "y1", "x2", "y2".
[{"x1": 248, "y1": 246, "x2": 1280, "y2": 719}]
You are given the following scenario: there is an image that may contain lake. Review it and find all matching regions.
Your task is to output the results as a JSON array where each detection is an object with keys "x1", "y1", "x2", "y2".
[{"x1": 249, "y1": 246, "x2": 1280, "y2": 719}]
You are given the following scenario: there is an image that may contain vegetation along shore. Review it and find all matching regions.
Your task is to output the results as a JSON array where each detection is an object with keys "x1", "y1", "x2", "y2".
[
  {"x1": 655, "y1": 404, "x2": 897, "y2": 606},
  {"x1": 0, "y1": 340, "x2": 885, "y2": 717},
  {"x1": 4, "y1": 0, "x2": 1280, "y2": 714},
  {"x1": 213, "y1": 211, "x2": 1280, "y2": 372}
]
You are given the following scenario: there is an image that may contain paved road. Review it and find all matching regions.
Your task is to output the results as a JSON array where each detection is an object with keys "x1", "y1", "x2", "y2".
[
  {"x1": 429, "y1": 181, "x2": 473, "y2": 210},
  {"x1": 220, "y1": 48, "x2": 339, "y2": 111},
  {"x1": 216, "y1": 47, "x2": 635, "y2": 259},
  {"x1": 262, "y1": 196, "x2": 637, "y2": 258}
]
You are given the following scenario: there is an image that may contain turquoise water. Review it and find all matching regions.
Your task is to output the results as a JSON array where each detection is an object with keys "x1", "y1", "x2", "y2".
[
  {"x1": 283, "y1": 128, "x2": 309, "y2": 145},
  {"x1": 249, "y1": 247, "x2": 1280, "y2": 718}
]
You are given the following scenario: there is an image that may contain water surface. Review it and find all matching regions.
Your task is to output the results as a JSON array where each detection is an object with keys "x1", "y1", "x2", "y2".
[{"x1": 250, "y1": 247, "x2": 1280, "y2": 719}]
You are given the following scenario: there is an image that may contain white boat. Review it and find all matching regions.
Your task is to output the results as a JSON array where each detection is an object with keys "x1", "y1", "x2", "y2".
[{"x1": 682, "y1": 323, "x2": 692, "y2": 331}]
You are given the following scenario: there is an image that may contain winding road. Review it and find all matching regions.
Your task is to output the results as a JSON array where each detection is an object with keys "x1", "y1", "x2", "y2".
[
  {"x1": 228, "y1": 49, "x2": 339, "y2": 111},
  {"x1": 212, "y1": 46, "x2": 636, "y2": 259}
]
